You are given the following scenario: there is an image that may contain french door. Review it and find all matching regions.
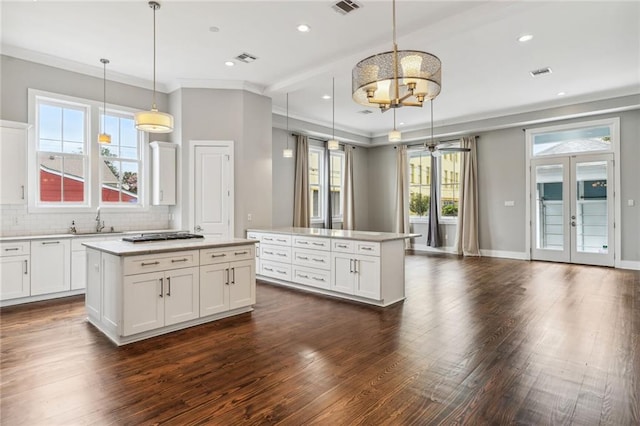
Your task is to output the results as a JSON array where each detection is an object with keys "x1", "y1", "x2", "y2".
[{"x1": 531, "y1": 153, "x2": 614, "y2": 266}]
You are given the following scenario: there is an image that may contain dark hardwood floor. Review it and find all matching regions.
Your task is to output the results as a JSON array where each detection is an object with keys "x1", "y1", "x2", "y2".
[{"x1": 1, "y1": 254, "x2": 639, "y2": 425}]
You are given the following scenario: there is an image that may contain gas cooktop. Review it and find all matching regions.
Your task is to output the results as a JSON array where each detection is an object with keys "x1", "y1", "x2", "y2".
[{"x1": 122, "y1": 232, "x2": 204, "y2": 243}]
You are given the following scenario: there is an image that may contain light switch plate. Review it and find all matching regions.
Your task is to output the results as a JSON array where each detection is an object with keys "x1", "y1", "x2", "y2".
[
  {"x1": 628, "y1": 199, "x2": 635, "y2": 207},
  {"x1": 504, "y1": 200, "x2": 515, "y2": 207}
]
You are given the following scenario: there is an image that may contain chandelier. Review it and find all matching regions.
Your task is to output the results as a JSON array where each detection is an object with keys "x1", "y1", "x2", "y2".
[{"x1": 352, "y1": 0, "x2": 441, "y2": 111}]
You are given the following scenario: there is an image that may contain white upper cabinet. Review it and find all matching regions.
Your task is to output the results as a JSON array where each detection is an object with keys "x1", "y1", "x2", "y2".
[
  {"x1": 0, "y1": 121, "x2": 30, "y2": 205},
  {"x1": 150, "y1": 141, "x2": 176, "y2": 206}
]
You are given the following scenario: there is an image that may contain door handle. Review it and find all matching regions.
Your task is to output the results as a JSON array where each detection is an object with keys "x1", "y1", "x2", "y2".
[
  {"x1": 571, "y1": 221, "x2": 576, "y2": 227},
  {"x1": 354, "y1": 259, "x2": 359, "y2": 274},
  {"x1": 159, "y1": 278, "x2": 164, "y2": 298},
  {"x1": 166, "y1": 277, "x2": 171, "y2": 296},
  {"x1": 225, "y1": 268, "x2": 230, "y2": 285},
  {"x1": 24, "y1": 259, "x2": 28, "y2": 275},
  {"x1": 195, "y1": 225, "x2": 203, "y2": 232},
  {"x1": 349, "y1": 259, "x2": 354, "y2": 273},
  {"x1": 231, "y1": 267, "x2": 235, "y2": 285},
  {"x1": 42, "y1": 241, "x2": 60, "y2": 245}
]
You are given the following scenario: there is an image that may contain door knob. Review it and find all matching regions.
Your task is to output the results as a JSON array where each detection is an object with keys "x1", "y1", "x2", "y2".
[
  {"x1": 194, "y1": 225, "x2": 203, "y2": 232},
  {"x1": 571, "y1": 221, "x2": 576, "y2": 227},
  {"x1": 571, "y1": 215, "x2": 576, "y2": 220}
]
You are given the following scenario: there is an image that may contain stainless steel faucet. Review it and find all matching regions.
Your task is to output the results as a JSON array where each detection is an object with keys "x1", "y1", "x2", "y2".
[{"x1": 95, "y1": 207, "x2": 105, "y2": 232}]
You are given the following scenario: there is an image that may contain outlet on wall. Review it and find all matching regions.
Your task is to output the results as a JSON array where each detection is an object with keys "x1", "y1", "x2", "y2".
[{"x1": 247, "y1": 213, "x2": 252, "y2": 221}]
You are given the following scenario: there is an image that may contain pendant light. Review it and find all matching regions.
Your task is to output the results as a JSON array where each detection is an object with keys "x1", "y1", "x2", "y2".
[
  {"x1": 327, "y1": 77, "x2": 339, "y2": 150},
  {"x1": 135, "y1": 1, "x2": 174, "y2": 133},
  {"x1": 283, "y1": 93, "x2": 293, "y2": 158},
  {"x1": 98, "y1": 58, "x2": 111, "y2": 144},
  {"x1": 388, "y1": 108, "x2": 401, "y2": 142}
]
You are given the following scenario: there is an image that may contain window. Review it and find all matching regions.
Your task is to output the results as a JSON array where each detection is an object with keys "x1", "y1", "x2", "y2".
[
  {"x1": 532, "y1": 125, "x2": 612, "y2": 157},
  {"x1": 308, "y1": 146, "x2": 344, "y2": 223},
  {"x1": 30, "y1": 89, "x2": 146, "y2": 210},
  {"x1": 100, "y1": 111, "x2": 141, "y2": 204},
  {"x1": 36, "y1": 98, "x2": 89, "y2": 205},
  {"x1": 408, "y1": 147, "x2": 461, "y2": 220}
]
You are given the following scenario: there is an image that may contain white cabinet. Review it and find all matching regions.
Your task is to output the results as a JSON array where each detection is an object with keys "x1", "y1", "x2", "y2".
[
  {"x1": 259, "y1": 232, "x2": 292, "y2": 281},
  {"x1": 200, "y1": 246, "x2": 255, "y2": 316},
  {"x1": 0, "y1": 242, "x2": 30, "y2": 300},
  {"x1": 150, "y1": 141, "x2": 176, "y2": 205},
  {"x1": 30, "y1": 239, "x2": 71, "y2": 296},
  {"x1": 0, "y1": 121, "x2": 29, "y2": 205},
  {"x1": 331, "y1": 239, "x2": 381, "y2": 299}
]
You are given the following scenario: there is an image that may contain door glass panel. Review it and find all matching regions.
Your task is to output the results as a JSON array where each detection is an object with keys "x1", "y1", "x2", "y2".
[
  {"x1": 535, "y1": 164, "x2": 564, "y2": 250},
  {"x1": 532, "y1": 125, "x2": 611, "y2": 156},
  {"x1": 575, "y1": 161, "x2": 608, "y2": 253}
]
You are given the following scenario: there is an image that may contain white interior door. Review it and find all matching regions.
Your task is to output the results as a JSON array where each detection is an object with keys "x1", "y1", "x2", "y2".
[
  {"x1": 531, "y1": 154, "x2": 614, "y2": 266},
  {"x1": 193, "y1": 144, "x2": 233, "y2": 239}
]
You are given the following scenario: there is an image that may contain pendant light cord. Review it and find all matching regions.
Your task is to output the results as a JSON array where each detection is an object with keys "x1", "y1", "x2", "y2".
[
  {"x1": 100, "y1": 58, "x2": 109, "y2": 135},
  {"x1": 286, "y1": 93, "x2": 289, "y2": 149},
  {"x1": 152, "y1": 2, "x2": 157, "y2": 109}
]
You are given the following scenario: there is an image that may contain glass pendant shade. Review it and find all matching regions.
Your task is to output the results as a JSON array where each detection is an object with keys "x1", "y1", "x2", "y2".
[
  {"x1": 98, "y1": 133, "x2": 112, "y2": 144},
  {"x1": 135, "y1": 108, "x2": 174, "y2": 133},
  {"x1": 327, "y1": 139, "x2": 339, "y2": 150},
  {"x1": 388, "y1": 130, "x2": 402, "y2": 142},
  {"x1": 283, "y1": 148, "x2": 293, "y2": 158}
]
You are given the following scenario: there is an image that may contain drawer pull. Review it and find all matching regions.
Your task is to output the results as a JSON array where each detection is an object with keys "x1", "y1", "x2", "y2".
[
  {"x1": 42, "y1": 241, "x2": 60, "y2": 245},
  {"x1": 298, "y1": 273, "x2": 309, "y2": 278},
  {"x1": 276, "y1": 252, "x2": 287, "y2": 257},
  {"x1": 142, "y1": 261, "x2": 160, "y2": 266},
  {"x1": 264, "y1": 250, "x2": 274, "y2": 255},
  {"x1": 337, "y1": 244, "x2": 348, "y2": 248},
  {"x1": 298, "y1": 241, "x2": 309, "y2": 245},
  {"x1": 211, "y1": 253, "x2": 227, "y2": 258},
  {"x1": 276, "y1": 239, "x2": 287, "y2": 243},
  {"x1": 264, "y1": 237, "x2": 273, "y2": 241},
  {"x1": 361, "y1": 247, "x2": 373, "y2": 251},
  {"x1": 235, "y1": 251, "x2": 248, "y2": 255},
  {"x1": 276, "y1": 270, "x2": 287, "y2": 275},
  {"x1": 264, "y1": 266, "x2": 274, "y2": 272},
  {"x1": 4, "y1": 248, "x2": 20, "y2": 251},
  {"x1": 312, "y1": 277, "x2": 325, "y2": 282},
  {"x1": 298, "y1": 255, "x2": 309, "y2": 260},
  {"x1": 312, "y1": 242, "x2": 324, "y2": 246},
  {"x1": 171, "y1": 258, "x2": 188, "y2": 263},
  {"x1": 312, "y1": 258, "x2": 325, "y2": 263}
]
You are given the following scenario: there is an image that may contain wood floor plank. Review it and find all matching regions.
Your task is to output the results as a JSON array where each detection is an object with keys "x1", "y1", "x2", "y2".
[{"x1": 1, "y1": 254, "x2": 638, "y2": 425}]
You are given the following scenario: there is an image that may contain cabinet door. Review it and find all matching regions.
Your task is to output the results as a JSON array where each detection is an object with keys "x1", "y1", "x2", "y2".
[
  {"x1": 0, "y1": 255, "x2": 30, "y2": 300},
  {"x1": 71, "y1": 249, "x2": 86, "y2": 290},
  {"x1": 164, "y1": 267, "x2": 199, "y2": 326},
  {"x1": 331, "y1": 254, "x2": 354, "y2": 295},
  {"x1": 30, "y1": 240, "x2": 71, "y2": 296},
  {"x1": 0, "y1": 125, "x2": 27, "y2": 205},
  {"x1": 229, "y1": 259, "x2": 255, "y2": 310},
  {"x1": 200, "y1": 263, "x2": 229, "y2": 316},
  {"x1": 354, "y1": 255, "x2": 381, "y2": 300},
  {"x1": 123, "y1": 272, "x2": 164, "y2": 336}
]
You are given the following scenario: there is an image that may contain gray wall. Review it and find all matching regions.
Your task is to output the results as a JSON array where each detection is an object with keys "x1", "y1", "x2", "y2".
[{"x1": 366, "y1": 109, "x2": 640, "y2": 262}]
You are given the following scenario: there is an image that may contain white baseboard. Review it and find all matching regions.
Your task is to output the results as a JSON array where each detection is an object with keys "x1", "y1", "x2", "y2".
[
  {"x1": 479, "y1": 249, "x2": 530, "y2": 260},
  {"x1": 616, "y1": 260, "x2": 640, "y2": 271},
  {"x1": 410, "y1": 244, "x2": 457, "y2": 254}
]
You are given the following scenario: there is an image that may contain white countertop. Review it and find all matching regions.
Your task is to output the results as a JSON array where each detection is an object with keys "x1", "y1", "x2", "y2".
[
  {"x1": 0, "y1": 229, "x2": 176, "y2": 242},
  {"x1": 83, "y1": 237, "x2": 256, "y2": 256},
  {"x1": 247, "y1": 227, "x2": 420, "y2": 242}
]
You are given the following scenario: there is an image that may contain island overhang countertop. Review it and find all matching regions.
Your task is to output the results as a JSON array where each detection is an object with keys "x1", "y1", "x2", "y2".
[
  {"x1": 246, "y1": 227, "x2": 420, "y2": 242},
  {"x1": 83, "y1": 237, "x2": 256, "y2": 257}
]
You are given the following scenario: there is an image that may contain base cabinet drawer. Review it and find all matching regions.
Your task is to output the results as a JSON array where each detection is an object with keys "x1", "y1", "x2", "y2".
[
  {"x1": 201, "y1": 245, "x2": 254, "y2": 266},
  {"x1": 292, "y1": 247, "x2": 331, "y2": 270},
  {"x1": 292, "y1": 265, "x2": 330, "y2": 290},
  {"x1": 123, "y1": 250, "x2": 199, "y2": 275},
  {"x1": 260, "y1": 261, "x2": 291, "y2": 280},
  {"x1": 261, "y1": 245, "x2": 291, "y2": 263}
]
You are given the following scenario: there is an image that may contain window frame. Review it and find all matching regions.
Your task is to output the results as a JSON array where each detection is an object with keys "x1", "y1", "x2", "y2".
[
  {"x1": 308, "y1": 145, "x2": 345, "y2": 225},
  {"x1": 330, "y1": 150, "x2": 345, "y2": 223},
  {"x1": 28, "y1": 88, "x2": 149, "y2": 213}
]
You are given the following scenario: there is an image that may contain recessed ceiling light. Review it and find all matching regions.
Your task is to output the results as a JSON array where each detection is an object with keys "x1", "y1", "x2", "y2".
[
  {"x1": 209, "y1": 26, "x2": 220, "y2": 33},
  {"x1": 297, "y1": 24, "x2": 311, "y2": 33},
  {"x1": 225, "y1": 61, "x2": 234, "y2": 67},
  {"x1": 518, "y1": 34, "x2": 533, "y2": 43},
  {"x1": 399, "y1": 122, "x2": 405, "y2": 126},
  {"x1": 557, "y1": 91, "x2": 566, "y2": 96},
  {"x1": 322, "y1": 95, "x2": 331, "y2": 100}
]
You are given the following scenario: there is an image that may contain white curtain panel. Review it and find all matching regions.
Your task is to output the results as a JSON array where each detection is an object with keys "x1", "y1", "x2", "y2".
[
  {"x1": 455, "y1": 136, "x2": 481, "y2": 256},
  {"x1": 293, "y1": 135, "x2": 310, "y2": 227},
  {"x1": 394, "y1": 145, "x2": 411, "y2": 249},
  {"x1": 342, "y1": 146, "x2": 356, "y2": 230}
]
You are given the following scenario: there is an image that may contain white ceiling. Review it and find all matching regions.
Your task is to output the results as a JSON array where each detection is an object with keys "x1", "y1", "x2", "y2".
[{"x1": 2, "y1": 1, "x2": 639, "y2": 139}]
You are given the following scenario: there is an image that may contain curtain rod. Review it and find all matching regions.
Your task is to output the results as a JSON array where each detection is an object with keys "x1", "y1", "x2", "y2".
[{"x1": 291, "y1": 132, "x2": 356, "y2": 148}]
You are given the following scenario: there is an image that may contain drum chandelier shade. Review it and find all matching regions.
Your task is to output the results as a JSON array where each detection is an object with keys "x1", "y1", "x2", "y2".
[
  {"x1": 98, "y1": 58, "x2": 111, "y2": 144},
  {"x1": 352, "y1": 0, "x2": 441, "y2": 111},
  {"x1": 135, "y1": 1, "x2": 174, "y2": 134}
]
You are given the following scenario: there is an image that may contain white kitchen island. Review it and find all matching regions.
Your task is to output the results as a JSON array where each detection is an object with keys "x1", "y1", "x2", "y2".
[
  {"x1": 247, "y1": 227, "x2": 419, "y2": 307},
  {"x1": 83, "y1": 237, "x2": 256, "y2": 345}
]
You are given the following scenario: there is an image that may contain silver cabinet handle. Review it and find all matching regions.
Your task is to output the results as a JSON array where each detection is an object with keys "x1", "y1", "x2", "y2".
[
  {"x1": 211, "y1": 253, "x2": 227, "y2": 258},
  {"x1": 166, "y1": 277, "x2": 171, "y2": 296},
  {"x1": 276, "y1": 252, "x2": 287, "y2": 257},
  {"x1": 312, "y1": 258, "x2": 325, "y2": 263},
  {"x1": 159, "y1": 277, "x2": 164, "y2": 298},
  {"x1": 298, "y1": 273, "x2": 309, "y2": 278},
  {"x1": 312, "y1": 242, "x2": 324, "y2": 246},
  {"x1": 276, "y1": 270, "x2": 287, "y2": 275},
  {"x1": 264, "y1": 237, "x2": 273, "y2": 241},
  {"x1": 171, "y1": 258, "x2": 188, "y2": 263},
  {"x1": 5, "y1": 247, "x2": 19, "y2": 251},
  {"x1": 264, "y1": 250, "x2": 274, "y2": 255},
  {"x1": 264, "y1": 266, "x2": 274, "y2": 272},
  {"x1": 298, "y1": 255, "x2": 309, "y2": 260},
  {"x1": 337, "y1": 244, "x2": 348, "y2": 248},
  {"x1": 24, "y1": 259, "x2": 28, "y2": 275},
  {"x1": 42, "y1": 241, "x2": 60, "y2": 245},
  {"x1": 355, "y1": 259, "x2": 359, "y2": 274},
  {"x1": 231, "y1": 267, "x2": 235, "y2": 284},
  {"x1": 349, "y1": 259, "x2": 354, "y2": 273},
  {"x1": 361, "y1": 247, "x2": 373, "y2": 251},
  {"x1": 142, "y1": 261, "x2": 160, "y2": 266},
  {"x1": 21, "y1": 185, "x2": 25, "y2": 200},
  {"x1": 312, "y1": 277, "x2": 325, "y2": 282},
  {"x1": 298, "y1": 241, "x2": 309, "y2": 245},
  {"x1": 276, "y1": 238, "x2": 287, "y2": 242},
  {"x1": 160, "y1": 189, "x2": 164, "y2": 202},
  {"x1": 235, "y1": 251, "x2": 248, "y2": 255}
]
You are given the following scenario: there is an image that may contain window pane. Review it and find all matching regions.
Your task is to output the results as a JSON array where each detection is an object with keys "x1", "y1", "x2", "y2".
[
  {"x1": 39, "y1": 154, "x2": 62, "y2": 202},
  {"x1": 309, "y1": 151, "x2": 320, "y2": 186},
  {"x1": 409, "y1": 152, "x2": 431, "y2": 217},
  {"x1": 104, "y1": 115, "x2": 120, "y2": 151},
  {"x1": 63, "y1": 108, "x2": 85, "y2": 146},
  {"x1": 441, "y1": 152, "x2": 460, "y2": 216},
  {"x1": 39, "y1": 104, "x2": 62, "y2": 142},
  {"x1": 121, "y1": 161, "x2": 139, "y2": 203},
  {"x1": 62, "y1": 156, "x2": 85, "y2": 202},
  {"x1": 102, "y1": 159, "x2": 121, "y2": 202},
  {"x1": 533, "y1": 126, "x2": 611, "y2": 156}
]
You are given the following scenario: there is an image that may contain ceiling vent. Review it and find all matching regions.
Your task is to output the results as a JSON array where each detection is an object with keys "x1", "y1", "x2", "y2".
[
  {"x1": 357, "y1": 109, "x2": 373, "y2": 115},
  {"x1": 332, "y1": 0, "x2": 361, "y2": 15},
  {"x1": 235, "y1": 53, "x2": 258, "y2": 63},
  {"x1": 530, "y1": 67, "x2": 552, "y2": 77}
]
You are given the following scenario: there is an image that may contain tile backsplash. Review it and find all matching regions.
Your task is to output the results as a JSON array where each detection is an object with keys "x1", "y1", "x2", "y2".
[{"x1": 0, "y1": 204, "x2": 172, "y2": 237}]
